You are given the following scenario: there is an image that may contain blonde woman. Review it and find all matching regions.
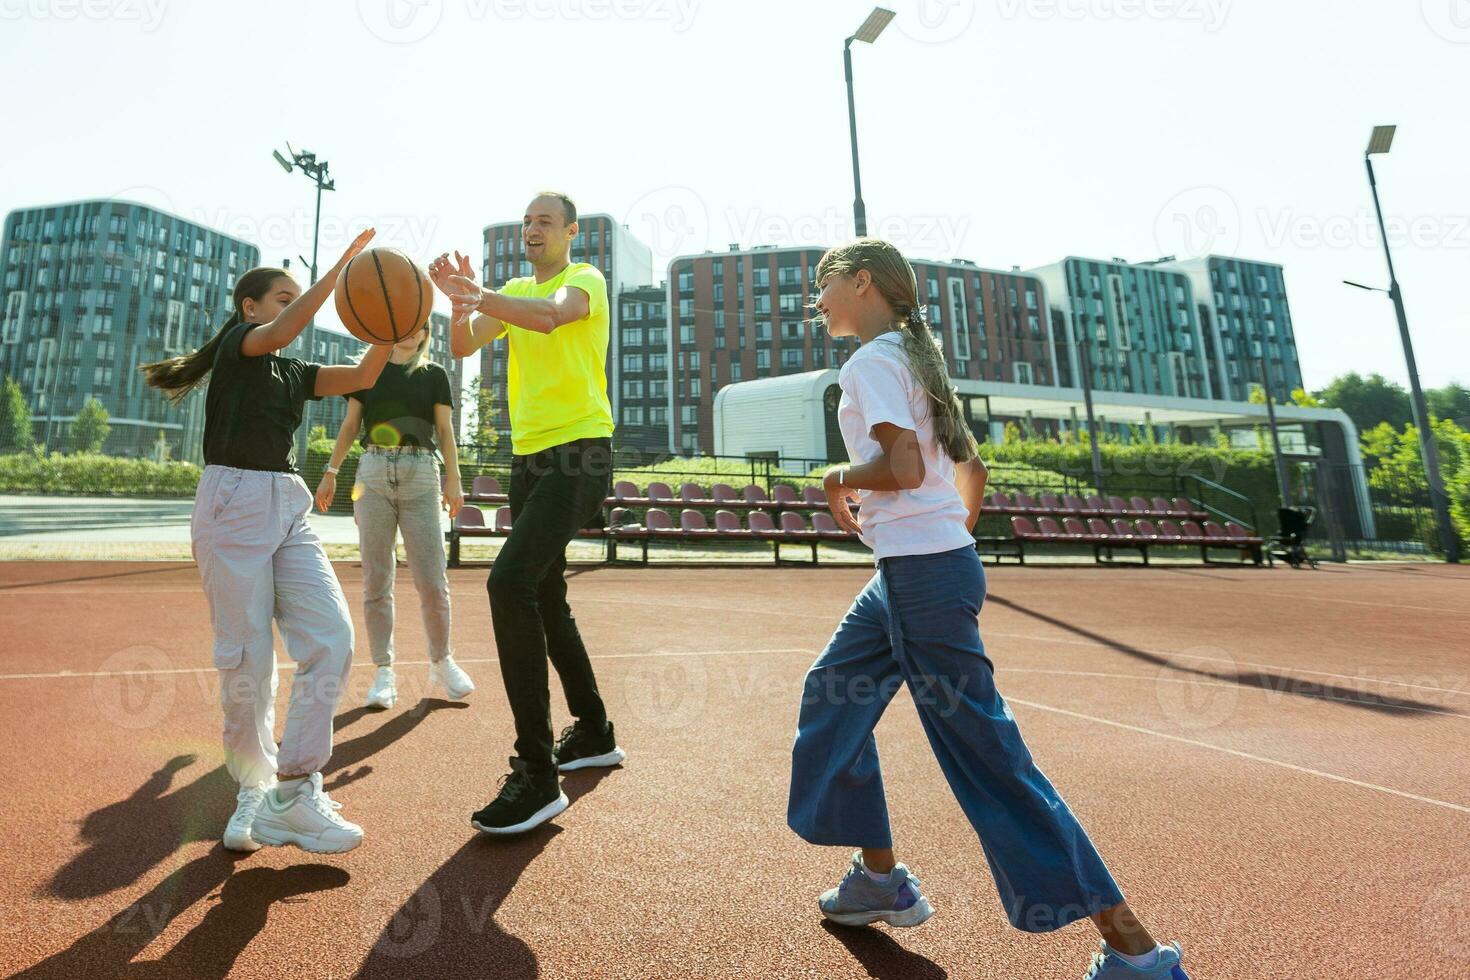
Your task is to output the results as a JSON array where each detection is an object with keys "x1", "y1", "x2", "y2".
[
  {"x1": 316, "y1": 319, "x2": 473, "y2": 710},
  {"x1": 787, "y1": 239, "x2": 1189, "y2": 980}
]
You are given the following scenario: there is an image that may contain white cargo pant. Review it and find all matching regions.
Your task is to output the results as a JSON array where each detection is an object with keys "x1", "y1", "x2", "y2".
[{"x1": 191, "y1": 465, "x2": 355, "y2": 790}]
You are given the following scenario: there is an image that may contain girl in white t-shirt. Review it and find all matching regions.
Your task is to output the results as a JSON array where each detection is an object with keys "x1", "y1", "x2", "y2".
[{"x1": 786, "y1": 239, "x2": 1188, "y2": 980}]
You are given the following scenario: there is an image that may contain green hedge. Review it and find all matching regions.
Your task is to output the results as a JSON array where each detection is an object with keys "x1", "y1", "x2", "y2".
[{"x1": 0, "y1": 451, "x2": 203, "y2": 497}]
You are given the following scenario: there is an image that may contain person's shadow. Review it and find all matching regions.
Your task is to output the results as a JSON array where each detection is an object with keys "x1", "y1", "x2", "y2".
[
  {"x1": 48, "y1": 698, "x2": 466, "y2": 901},
  {"x1": 354, "y1": 767, "x2": 618, "y2": 979},
  {"x1": 15, "y1": 848, "x2": 348, "y2": 980},
  {"x1": 820, "y1": 920, "x2": 949, "y2": 980}
]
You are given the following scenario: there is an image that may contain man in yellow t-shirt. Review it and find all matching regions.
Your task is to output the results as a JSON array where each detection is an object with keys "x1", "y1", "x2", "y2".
[{"x1": 429, "y1": 191, "x2": 625, "y2": 835}]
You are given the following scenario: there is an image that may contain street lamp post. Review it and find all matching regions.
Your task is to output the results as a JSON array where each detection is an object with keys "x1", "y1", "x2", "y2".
[
  {"x1": 1254, "y1": 339, "x2": 1292, "y2": 506},
  {"x1": 844, "y1": 7, "x2": 894, "y2": 238},
  {"x1": 1075, "y1": 322, "x2": 1107, "y2": 495},
  {"x1": 273, "y1": 144, "x2": 335, "y2": 465},
  {"x1": 1349, "y1": 125, "x2": 1459, "y2": 563}
]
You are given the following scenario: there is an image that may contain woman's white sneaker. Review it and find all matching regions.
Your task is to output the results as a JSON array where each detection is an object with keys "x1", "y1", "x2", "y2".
[
  {"x1": 429, "y1": 656, "x2": 474, "y2": 700},
  {"x1": 365, "y1": 666, "x2": 397, "y2": 709},
  {"x1": 222, "y1": 784, "x2": 270, "y2": 852},
  {"x1": 251, "y1": 773, "x2": 363, "y2": 854}
]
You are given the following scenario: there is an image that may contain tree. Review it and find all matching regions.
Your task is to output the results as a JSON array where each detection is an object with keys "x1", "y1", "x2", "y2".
[
  {"x1": 70, "y1": 397, "x2": 111, "y2": 453},
  {"x1": 1289, "y1": 388, "x2": 1320, "y2": 408},
  {"x1": 1427, "y1": 382, "x2": 1470, "y2": 426},
  {"x1": 0, "y1": 375, "x2": 33, "y2": 452},
  {"x1": 467, "y1": 375, "x2": 501, "y2": 458},
  {"x1": 1313, "y1": 372, "x2": 1411, "y2": 434}
]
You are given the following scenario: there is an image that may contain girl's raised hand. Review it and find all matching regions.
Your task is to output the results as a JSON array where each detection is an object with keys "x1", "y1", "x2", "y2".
[{"x1": 335, "y1": 228, "x2": 376, "y2": 271}]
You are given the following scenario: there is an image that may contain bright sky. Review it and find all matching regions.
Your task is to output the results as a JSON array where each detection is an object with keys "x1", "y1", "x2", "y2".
[{"x1": 1, "y1": 0, "x2": 1465, "y2": 392}]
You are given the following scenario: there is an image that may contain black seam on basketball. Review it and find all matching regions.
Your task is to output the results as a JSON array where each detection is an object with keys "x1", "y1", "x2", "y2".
[
  {"x1": 401, "y1": 250, "x2": 427, "y2": 336},
  {"x1": 342, "y1": 255, "x2": 382, "y2": 343},
  {"x1": 370, "y1": 250, "x2": 400, "y2": 342}
]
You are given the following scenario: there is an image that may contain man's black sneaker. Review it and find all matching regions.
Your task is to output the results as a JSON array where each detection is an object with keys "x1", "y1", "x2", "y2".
[
  {"x1": 470, "y1": 762, "x2": 568, "y2": 835},
  {"x1": 553, "y1": 720, "x2": 628, "y2": 772}
]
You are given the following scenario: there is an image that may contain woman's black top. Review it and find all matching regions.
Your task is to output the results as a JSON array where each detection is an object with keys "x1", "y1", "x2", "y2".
[
  {"x1": 202, "y1": 322, "x2": 321, "y2": 472},
  {"x1": 347, "y1": 360, "x2": 454, "y2": 451}
]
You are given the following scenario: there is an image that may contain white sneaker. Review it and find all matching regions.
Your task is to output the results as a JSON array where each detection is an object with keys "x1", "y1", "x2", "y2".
[
  {"x1": 251, "y1": 773, "x2": 363, "y2": 854},
  {"x1": 222, "y1": 783, "x2": 270, "y2": 852},
  {"x1": 429, "y1": 656, "x2": 475, "y2": 700},
  {"x1": 365, "y1": 666, "x2": 396, "y2": 709}
]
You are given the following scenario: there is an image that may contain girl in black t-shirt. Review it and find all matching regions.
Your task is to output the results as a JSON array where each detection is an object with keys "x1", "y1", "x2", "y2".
[
  {"x1": 315, "y1": 320, "x2": 472, "y2": 710},
  {"x1": 140, "y1": 229, "x2": 393, "y2": 855}
]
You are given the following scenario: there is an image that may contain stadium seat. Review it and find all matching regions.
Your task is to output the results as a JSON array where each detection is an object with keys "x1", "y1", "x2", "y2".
[
  {"x1": 614, "y1": 480, "x2": 643, "y2": 503},
  {"x1": 1157, "y1": 520, "x2": 1186, "y2": 542},
  {"x1": 644, "y1": 508, "x2": 676, "y2": 536},
  {"x1": 680, "y1": 482, "x2": 707, "y2": 503},
  {"x1": 1013, "y1": 492, "x2": 1041, "y2": 513},
  {"x1": 680, "y1": 509, "x2": 715, "y2": 535},
  {"x1": 456, "y1": 504, "x2": 485, "y2": 529},
  {"x1": 1134, "y1": 519, "x2": 1161, "y2": 540},
  {"x1": 988, "y1": 491, "x2": 1014, "y2": 513},
  {"x1": 1062, "y1": 517, "x2": 1097, "y2": 542},
  {"x1": 1010, "y1": 516, "x2": 1041, "y2": 539},
  {"x1": 1060, "y1": 494, "x2": 1088, "y2": 514},
  {"x1": 773, "y1": 484, "x2": 800, "y2": 506},
  {"x1": 802, "y1": 485, "x2": 827, "y2": 507},
  {"x1": 712, "y1": 483, "x2": 739, "y2": 503},
  {"x1": 742, "y1": 484, "x2": 770, "y2": 505},
  {"x1": 779, "y1": 511, "x2": 815, "y2": 536},
  {"x1": 714, "y1": 510, "x2": 747, "y2": 536},
  {"x1": 1128, "y1": 496, "x2": 1156, "y2": 516},
  {"x1": 1173, "y1": 497, "x2": 1208, "y2": 521},
  {"x1": 647, "y1": 482, "x2": 675, "y2": 504},
  {"x1": 811, "y1": 512, "x2": 853, "y2": 540},
  {"x1": 1038, "y1": 492, "x2": 1064, "y2": 513},
  {"x1": 1151, "y1": 495, "x2": 1179, "y2": 517},
  {"x1": 1105, "y1": 495, "x2": 1129, "y2": 515},
  {"x1": 1083, "y1": 495, "x2": 1108, "y2": 514},
  {"x1": 471, "y1": 475, "x2": 503, "y2": 498},
  {"x1": 495, "y1": 507, "x2": 513, "y2": 532}
]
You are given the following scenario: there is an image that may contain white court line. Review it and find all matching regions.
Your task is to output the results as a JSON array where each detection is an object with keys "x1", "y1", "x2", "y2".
[
  {"x1": 1005, "y1": 696, "x2": 1470, "y2": 816},
  {"x1": 996, "y1": 668, "x2": 1470, "y2": 721},
  {"x1": 1130, "y1": 581, "x2": 1470, "y2": 618},
  {"x1": 985, "y1": 630, "x2": 1470, "y2": 699}
]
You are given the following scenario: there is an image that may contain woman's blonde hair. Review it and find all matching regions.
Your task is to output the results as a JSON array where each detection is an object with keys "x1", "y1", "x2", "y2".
[
  {"x1": 815, "y1": 238, "x2": 977, "y2": 463},
  {"x1": 403, "y1": 320, "x2": 433, "y2": 373}
]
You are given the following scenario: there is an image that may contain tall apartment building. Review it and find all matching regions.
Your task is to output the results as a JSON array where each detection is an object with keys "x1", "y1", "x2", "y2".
[
  {"x1": 614, "y1": 284, "x2": 672, "y2": 455},
  {"x1": 0, "y1": 199, "x2": 259, "y2": 460},
  {"x1": 1152, "y1": 256, "x2": 1303, "y2": 402},
  {"x1": 1027, "y1": 257, "x2": 1214, "y2": 401},
  {"x1": 667, "y1": 245, "x2": 1056, "y2": 456},
  {"x1": 477, "y1": 213, "x2": 654, "y2": 452}
]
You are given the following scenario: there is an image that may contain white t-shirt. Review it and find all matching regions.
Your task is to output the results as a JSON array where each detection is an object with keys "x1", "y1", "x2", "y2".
[{"x1": 836, "y1": 331, "x2": 975, "y2": 560}]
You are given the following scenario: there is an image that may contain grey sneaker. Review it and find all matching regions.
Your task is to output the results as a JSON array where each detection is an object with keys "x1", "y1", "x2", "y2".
[
  {"x1": 1084, "y1": 940, "x2": 1189, "y2": 979},
  {"x1": 817, "y1": 852, "x2": 935, "y2": 928}
]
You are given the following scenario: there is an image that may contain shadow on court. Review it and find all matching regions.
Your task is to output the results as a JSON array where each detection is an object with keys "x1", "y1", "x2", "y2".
[
  {"x1": 820, "y1": 920, "x2": 948, "y2": 980},
  {"x1": 985, "y1": 592, "x2": 1450, "y2": 716},
  {"x1": 47, "y1": 699, "x2": 466, "y2": 902},
  {"x1": 354, "y1": 766, "x2": 617, "y2": 979}
]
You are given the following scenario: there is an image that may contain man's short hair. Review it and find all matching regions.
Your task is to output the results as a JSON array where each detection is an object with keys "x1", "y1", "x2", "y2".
[{"x1": 533, "y1": 190, "x2": 577, "y2": 225}]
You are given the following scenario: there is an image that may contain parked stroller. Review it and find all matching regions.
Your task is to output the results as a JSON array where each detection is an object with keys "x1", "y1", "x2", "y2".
[{"x1": 1270, "y1": 506, "x2": 1318, "y2": 569}]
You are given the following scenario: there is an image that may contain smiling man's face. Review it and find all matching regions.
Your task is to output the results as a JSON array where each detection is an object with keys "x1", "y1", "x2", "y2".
[{"x1": 522, "y1": 195, "x2": 576, "y2": 268}]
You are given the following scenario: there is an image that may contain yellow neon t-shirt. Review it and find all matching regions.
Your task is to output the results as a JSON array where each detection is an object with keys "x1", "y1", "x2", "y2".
[{"x1": 490, "y1": 262, "x2": 615, "y2": 456}]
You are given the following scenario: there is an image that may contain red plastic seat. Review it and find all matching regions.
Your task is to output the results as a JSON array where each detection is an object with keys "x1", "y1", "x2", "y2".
[
  {"x1": 1036, "y1": 516, "x2": 1067, "y2": 538},
  {"x1": 1225, "y1": 522, "x2": 1261, "y2": 545},
  {"x1": 1151, "y1": 496, "x2": 1176, "y2": 517},
  {"x1": 1062, "y1": 517, "x2": 1096, "y2": 541},
  {"x1": 712, "y1": 483, "x2": 739, "y2": 503},
  {"x1": 747, "y1": 511, "x2": 778, "y2": 536},
  {"x1": 1083, "y1": 495, "x2": 1108, "y2": 514},
  {"x1": 609, "y1": 507, "x2": 648, "y2": 537},
  {"x1": 471, "y1": 475, "x2": 502, "y2": 497},
  {"x1": 1180, "y1": 520, "x2": 1205, "y2": 539},
  {"x1": 614, "y1": 480, "x2": 642, "y2": 502},
  {"x1": 802, "y1": 485, "x2": 827, "y2": 507},
  {"x1": 1156, "y1": 520, "x2": 1185, "y2": 541},
  {"x1": 1128, "y1": 496, "x2": 1153, "y2": 516},
  {"x1": 456, "y1": 504, "x2": 485, "y2": 529},
  {"x1": 680, "y1": 482, "x2": 706, "y2": 503},
  {"x1": 988, "y1": 491, "x2": 1014, "y2": 513},
  {"x1": 714, "y1": 510, "x2": 747, "y2": 536},
  {"x1": 1134, "y1": 519, "x2": 1161, "y2": 540},
  {"x1": 1013, "y1": 492, "x2": 1041, "y2": 513},
  {"x1": 1104, "y1": 495, "x2": 1129, "y2": 515},
  {"x1": 1010, "y1": 516, "x2": 1040, "y2": 539},
  {"x1": 680, "y1": 509, "x2": 714, "y2": 534},
  {"x1": 779, "y1": 512, "x2": 814, "y2": 536},
  {"x1": 647, "y1": 482, "x2": 675, "y2": 503},
  {"x1": 1038, "y1": 492, "x2": 1063, "y2": 513},
  {"x1": 494, "y1": 507, "x2": 513, "y2": 532},
  {"x1": 1060, "y1": 494, "x2": 1087, "y2": 514},
  {"x1": 1173, "y1": 497, "x2": 1205, "y2": 520},
  {"x1": 1202, "y1": 520, "x2": 1229, "y2": 540},
  {"x1": 1110, "y1": 519, "x2": 1136, "y2": 538},
  {"x1": 742, "y1": 484, "x2": 770, "y2": 505},
  {"x1": 811, "y1": 512, "x2": 852, "y2": 539},
  {"x1": 644, "y1": 508, "x2": 676, "y2": 535},
  {"x1": 773, "y1": 484, "x2": 799, "y2": 506}
]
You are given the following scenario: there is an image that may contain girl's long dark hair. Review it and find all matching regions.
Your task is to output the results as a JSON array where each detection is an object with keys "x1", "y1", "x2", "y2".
[{"x1": 138, "y1": 267, "x2": 291, "y2": 405}]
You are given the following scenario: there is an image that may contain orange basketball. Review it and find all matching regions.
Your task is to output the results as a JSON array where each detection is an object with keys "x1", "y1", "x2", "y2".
[{"x1": 334, "y1": 247, "x2": 432, "y2": 344}]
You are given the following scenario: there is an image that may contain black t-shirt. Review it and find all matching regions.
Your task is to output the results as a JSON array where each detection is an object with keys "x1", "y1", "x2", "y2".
[
  {"x1": 347, "y1": 360, "x2": 454, "y2": 451},
  {"x1": 202, "y1": 322, "x2": 322, "y2": 472}
]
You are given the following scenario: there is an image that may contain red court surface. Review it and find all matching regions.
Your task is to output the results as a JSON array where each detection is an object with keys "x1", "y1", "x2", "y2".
[{"x1": 1, "y1": 560, "x2": 1467, "y2": 979}]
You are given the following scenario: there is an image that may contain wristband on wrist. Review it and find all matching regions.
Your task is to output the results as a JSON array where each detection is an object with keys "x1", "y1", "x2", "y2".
[
  {"x1": 325, "y1": 464, "x2": 339, "y2": 475},
  {"x1": 838, "y1": 467, "x2": 847, "y2": 487}
]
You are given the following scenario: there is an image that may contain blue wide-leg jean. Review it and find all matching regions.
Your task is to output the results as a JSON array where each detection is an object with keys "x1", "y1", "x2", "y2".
[{"x1": 787, "y1": 545, "x2": 1125, "y2": 932}]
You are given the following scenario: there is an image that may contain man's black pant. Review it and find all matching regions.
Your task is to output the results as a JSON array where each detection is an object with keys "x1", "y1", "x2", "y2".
[{"x1": 487, "y1": 437, "x2": 612, "y2": 776}]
